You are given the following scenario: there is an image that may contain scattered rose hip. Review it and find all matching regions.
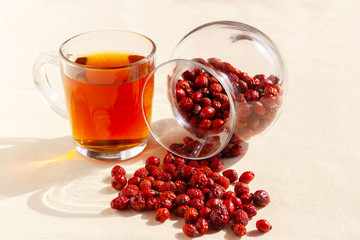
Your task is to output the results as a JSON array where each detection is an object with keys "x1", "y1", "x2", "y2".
[
  {"x1": 155, "y1": 208, "x2": 170, "y2": 222},
  {"x1": 110, "y1": 152, "x2": 272, "y2": 237},
  {"x1": 253, "y1": 190, "x2": 271, "y2": 207},
  {"x1": 256, "y1": 219, "x2": 272, "y2": 233}
]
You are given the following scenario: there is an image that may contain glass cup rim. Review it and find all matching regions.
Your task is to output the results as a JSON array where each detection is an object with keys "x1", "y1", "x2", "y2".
[{"x1": 59, "y1": 29, "x2": 157, "y2": 70}]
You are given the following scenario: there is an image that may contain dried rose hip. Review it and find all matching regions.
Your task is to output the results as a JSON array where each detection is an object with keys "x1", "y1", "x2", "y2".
[
  {"x1": 155, "y1": 197, "x2": 173, "y2": 211},
  {"x1": 228, "y1": 144, "x2": 243, "y2": 157},
  {"x1": 146, "y1": 196, "x2": 157, "y2": 210},
  {"x1": 198, "y1": 207, "x2": 212, "y2": 219},
  {"x1": 175, "y1": 88, "x2": 186, "y2": 101},
  {"x1": 139, "y1": 189, "x2": 157, "y2": 199},
  {"x1": 145, "y1": 156, "x2": 161, "y2": 167},
  {"x1": 184, "y1": 207, "x2": 199, "y2": 224},
  {"x1": 139, "y1": 179, "x2": 152, "y2": 190},
  {"x1": 119, "y1": 185, "x2": 140, "y2": 198},
  {"x1": 175, "y1": 205, "x2": 190, "y2": 217},
  {"x1": 209, "y1": 82, "x2": 223, "y2": 95},
  {"x1": 183, "y1": 224, "x2": 199, "y2": 237},
  {"x1": 174, "y1": 194, "x2": 191, "y2": 207},
  {"x1": 111, "y1": 174, "x2": 127, "y2": 191},
  {"x1": 200, "y1": 106, "x2": 216, "y2": 119},
  {"x1": 245, "y1": 89, "x2": 259, "y2": 101},
  {"x1": 207, "y1": 185, "x2": 225, "y2": 199},
  {"x1": 134, "y1": 168, "x2": 148, "y2": 179},
  {"x1": 194, "y1": 75, "x2": 208, "y2": 88},
  {"x1": 127, "y1": 176, "x2": 141, "y2": 186},
  {"x1": 209, "y1": 204, "x2": 229, "y2": 230},
  {"x1": 158, "y1": 181, "x2": 176, "y2": 193},
  {"x1": 110, "y1": 196, "x2": 129, "y2": 210},
  {"x1": 205, "y1": 198, "x2": 222, "y2": 209},
  {"x1": 212, "y1": 119, "x2": 225, "y2": 129},
  {"x1": 159, "y1": 191, "x2": 176, "y2": 202},
  {"x1": 232, "y1": 223, "x2": 247, "y2": 237},
  {"x1": 239, "y1": 171, "x2": 255, "y2": 184},
  {"x1": 155, "y1": 208, "x2": 170, "y2": 222},
  {"x1": 130, "y1": 195, "x2": 146, "y2": 211},
  {"x1": 240, "y1": 193, "x2": 253, "y2": 205},
  {"x1": 233, "y1": 209, "x2": 249, "y2": 226},
  {"x1": 256, "y1": 219, "x2": 272, "y2": 233},
  {"x1": 198, "y1": 119, "x2": 212, "y2": 129},
  {"x1": 163, "y1": 152, "x2": 175, "y2": 164},
  {"x1": 187, "y1": 188, "x2": 205, "y2": 200},
  {"x1": 234, "y1": 182, "x2": 250, "y2": 197},
  {"x1": 222, "y1": 169, "x2": 238, "y2": 183},
  {"x1": 222, "y1": 199, "x2": 235, "y2": 218},
  {"x1": 253, "y1": 190, "x2": 270, "y2": 207},
  {"x1": 242, "y1": 204, "x2": 257, "y2": 218},
  {"x1": 215, "y1": 176, "x2": 230, "y2": 190},
  {"x1": 111, "y1": 165, "x2": 126, "y2": 176},
  {"x1": 174, "y1": 180, "x2": 188, "y2": 194},
  {"x1": 231, "y1": 196, "x2": 243, "y2": 209},
  {"x1": 210, "y1": 160, "x2": 224, "y2": 172},
  {"x1": 188, "y1": 172, "x2": 208, "y2": 189},
  {"x1": 195, "y1": 217, "x2": 209, "y2": 235},
  {"x1": 189, "y1": 198, "x2": 205, "y2": 211}
]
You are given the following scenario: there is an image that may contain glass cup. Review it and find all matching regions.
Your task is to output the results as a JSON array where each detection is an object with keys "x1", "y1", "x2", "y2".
[
  {"x1": 33, "y1": 30, "x2": 156, "y2": 160},
  {"x1": 142, "y1": 21, "x2": 287, "y2": 160}
]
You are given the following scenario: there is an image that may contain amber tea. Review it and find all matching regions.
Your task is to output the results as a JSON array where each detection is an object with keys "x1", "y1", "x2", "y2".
[{"x1": 61, "y1": 52, "x2": 154, "y2": 152}]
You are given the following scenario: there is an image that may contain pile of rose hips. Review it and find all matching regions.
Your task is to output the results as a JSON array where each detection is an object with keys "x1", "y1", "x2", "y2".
[
  {"x1": 174, "y1": 57, "x2": 283, "y2": 142},
  {"x1": 110, "y1": 148, "x2": 272, "y2": 237}
]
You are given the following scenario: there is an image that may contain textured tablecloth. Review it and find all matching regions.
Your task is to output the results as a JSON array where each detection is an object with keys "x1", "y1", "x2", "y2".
[{"x1": 1, "y1": 0, "x2": 359, "y2": 239}]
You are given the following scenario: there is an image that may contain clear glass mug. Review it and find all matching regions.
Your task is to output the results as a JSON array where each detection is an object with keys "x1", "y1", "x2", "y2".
[
  {"x1": 142, "y1": 21, "x2": 287, "y2": 160},
  {"x1": 33, "y1": 30, "x2": 156, "y2": 161}
]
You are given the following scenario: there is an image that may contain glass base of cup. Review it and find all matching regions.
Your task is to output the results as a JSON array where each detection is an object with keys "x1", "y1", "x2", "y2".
[{"x1": 75, "y1": 139, "x2": 147, "y2": 161}]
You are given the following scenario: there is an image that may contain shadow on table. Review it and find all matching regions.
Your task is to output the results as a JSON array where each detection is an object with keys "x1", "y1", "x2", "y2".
[
  {"x1": 0, "y1": 133, "x2": 166, "y2": 218},
  {"x1": 0, "y1": 119, "x2": 248, "y2": 220}
]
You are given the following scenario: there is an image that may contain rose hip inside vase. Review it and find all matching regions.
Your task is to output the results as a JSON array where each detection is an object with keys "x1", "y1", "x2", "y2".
[{"x1": 173, "y1": 57, "x2": 283, "y2": 144}]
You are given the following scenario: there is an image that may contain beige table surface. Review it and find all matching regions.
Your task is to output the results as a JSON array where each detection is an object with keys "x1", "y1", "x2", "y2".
[{"x1": 1, "y1": 0, "x2": 360, "y2": 239}]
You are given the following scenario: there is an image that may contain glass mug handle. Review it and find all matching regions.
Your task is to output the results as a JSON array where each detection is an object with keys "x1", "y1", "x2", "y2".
[{"x1": 33, "y1": 52, "x2": 68, "y2": 119}]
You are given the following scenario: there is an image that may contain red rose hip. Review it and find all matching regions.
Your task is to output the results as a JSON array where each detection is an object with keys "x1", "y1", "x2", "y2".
[
  {"x1": 111, "y1": 165, "x2": 126, "y2": 176},
  {"x1": 155, "y1": 208, "x2": 170, "y2": 222},
  {"x1": 200, "y1": 106, "x2": 216, "y2": 119},
  {"x1": 234, "y1": 182, "x2": 250, "y2": 197},
  {"x1": 209, "y1": 204, "x2": 229, "y2": 230},
  {"x1": 229, "y1": 144, "x2": 243, "y2": 157},
  {"x1": 111, "y1": 174, "x2": 127, "y2": 191},
  {"x1": 183, "y1": 224, "x2": 199, "y2": 237},
  {"x1": 146, "y1": 156, "x2": 161, "y2": 167},
  {"x1": 195, "y1": 217, "x2": 209, "y2": 235},
  {"x1": 179, "y1": 97, "x2": 194, "y2": 112},
  {"x1": 232, "y1": 223, "x2": 247, "y2": 237},
  {"x1": 253, "y1": 190, "x2": 270, "y2": 207},
  {"x1": 239, "y1": 171, "x2": 255, "y2": 184},
  {"x1": 233, "y1": 209, "x2": 249, "y2": 226},
  {"x1": 184, "y1": 207, "x2": 199, "y2": 224},
  {"x1": 222, "y1": 169, "x2": 238, "y2": 182},
  {"x1": 110, "y1": 196, "x2": 129, "y2": 210},
  {"x1": 256, "y1": 219, "x2": 272, "y2": 233},
  {"x1": 245, "y1": 89, "x2": 259, "y2": 101},
  {"x1": 195, "y1": 75, "x2": 209, "y2": 88},
  {"x1": 242, "y1": 204, "x2": 257, "y2": 218}
]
